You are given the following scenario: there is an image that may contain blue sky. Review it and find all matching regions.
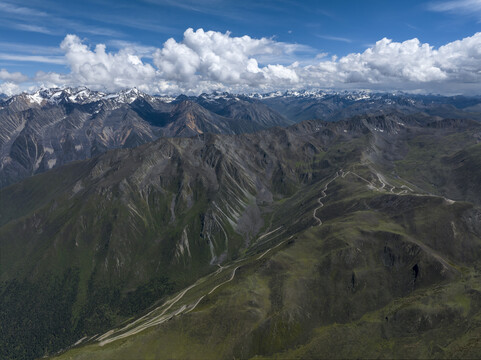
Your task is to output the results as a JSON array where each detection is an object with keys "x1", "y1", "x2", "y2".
[{"x1": 0, "y1": 0, "x2": 480, "y2": 94}]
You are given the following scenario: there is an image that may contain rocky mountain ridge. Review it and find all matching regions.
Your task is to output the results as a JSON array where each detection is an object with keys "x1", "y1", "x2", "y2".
[
  {"x1": 0, "y1": 87, "x2": 291, "y2": 188},
  {"x1": 2, "y1": 86, "x2": 481, "y2": 189}
]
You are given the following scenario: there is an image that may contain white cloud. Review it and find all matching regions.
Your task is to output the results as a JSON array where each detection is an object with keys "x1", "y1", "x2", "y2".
[
  {"x1": 108, "y1": 40, "x2": 158, "y2": 57},
  {"x1": 429, "y1": 0, "x2": 481, "y2": 14},
  {"x1": 429, "y1": 0, "x2": 481, "y2": 23},
  {"x1": 0, "y1": 53, "x2": 65, "y2": 64},
  {"x1": 13, "y1": 23, "x2": 54, "y2": 35},
  {"x1": 332, "y1": 37, "x2": 447, "y2": 83},
  {"x1": 57, "y1": 34, "x2": 157, "y2": 92},
  {"x1": 0, "y1": 69, "x2": 28, "y2": 83},
  {"x1": 34, "y1": 71, "x2": 70, "y2": 89},
  {"x1": 317, "y1": 35, "x2": 352, "y2": 43},
  {"x1": 0, "y1": 82, "x2": 21, "y2": 96},
  {"x1": 152, "y1": 28, "x2": 304, "y2": 89},
  {"x1": 0, "y1": 42, "x2": 62, "y2": 54},
  {"x1": 297, "y1": 33, "x2": 481, "y2": 93},
  {"x1": 4, "y1": 29, "x2": 481, "y2": 95},
  {"x1": 0, "y1": 2, "x2": 48, "y2": 18},
  {"x1": 0, "y1": 69, "x2": 29, "y2": 96}
]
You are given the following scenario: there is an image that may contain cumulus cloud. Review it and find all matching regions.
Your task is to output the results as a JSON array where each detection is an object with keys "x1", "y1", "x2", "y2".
[
  {"x1": 153, "y1": 28, "x2": 303, "y2": 89},
  {"x1": 4, "y1": 29, "x2": 481, "y2": 95},
  {"x1": 0, "y1": 69, "x2": 28, "y2": 95},
  {"x1": 291, "y1": 32, "x2": 481, "y2": 93},
  {"x1": 54, "y1": 34, "x2": 157, "y2": 92},
  {"x1": 0, "y1": 82, "x2": 21, "y2": 96},
  {"x1": 0, "y1": 69, "x2": 28, "y2": 83}
]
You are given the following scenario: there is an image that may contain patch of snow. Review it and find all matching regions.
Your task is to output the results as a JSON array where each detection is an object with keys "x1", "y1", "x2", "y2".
[
  {"x1": 158, "y1": 96, "x2": 175, "y2": 103},
  {"x1": 47, "y1": 158, "x2": 57, "y2": 169},
  {"x1": 27, "y1": 92, "x2": 44, "y2": 105},
  {"x1": 33, "y1": 154, "x2": 44, "y2": 171}
]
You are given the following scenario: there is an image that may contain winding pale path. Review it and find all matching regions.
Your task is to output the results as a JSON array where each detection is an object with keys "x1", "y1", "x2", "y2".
[{"x1": 94, "y1": 168, "x2": 452, "y2": 348}]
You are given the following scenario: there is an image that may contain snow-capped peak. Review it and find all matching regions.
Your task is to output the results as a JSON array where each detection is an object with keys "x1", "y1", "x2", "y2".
[
  {"x1": 20, "y1": 87, "x2": 155, "y2": 106},
  {"x1": 246, "y1": 89, "x2": 330, "y2": 99},
  {"x1": 23, "y1": 87, "x2": 106, "y2": 105},
  {"x1": 26, "y1": 91, "x2": 45, "y2": 105},
  {"x1": 104, "y1": 87, "x2": 149, "y2": 104},
  {"x1": 245, "y1": 89, "x2": 380, "y2": 101}
]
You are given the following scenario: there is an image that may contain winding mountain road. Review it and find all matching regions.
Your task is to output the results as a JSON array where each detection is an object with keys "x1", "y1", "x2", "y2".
[
  {"x1": 313, "y1": 171, "x2": 340, "y2": 226},
  {"x1": 95, "y1": 168, "x2": 448, "y2": 348}
]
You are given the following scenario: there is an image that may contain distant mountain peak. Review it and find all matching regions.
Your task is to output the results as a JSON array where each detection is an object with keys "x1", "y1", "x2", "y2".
[
  {"x1": 246, "y1": 89, "x2": 376, "y2": 100},
  {"x1": 22, "y1": 87, "x2": 106, "y2": 105},
  {"x1": 112, "y1": 87, "x2": 148, "y2": 104},
  {"x1": 10, "y1": 87, "x2": 156, "y2": 107}
]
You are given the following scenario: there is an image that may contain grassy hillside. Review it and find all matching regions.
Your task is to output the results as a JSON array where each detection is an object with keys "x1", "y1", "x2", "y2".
[{"x1": 53, "y1": 168, "x2": 481, "y2": 359}]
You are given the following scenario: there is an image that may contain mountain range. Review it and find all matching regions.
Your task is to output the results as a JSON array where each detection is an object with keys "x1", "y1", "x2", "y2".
[
  {"x1": 1, "y1": 88, "x2": 481, "y2": 359},
  {"x1": 2, "y1": 87, "x2": 481, "y2": 190},
  {"x1": 0, "y1": 87, "x2": 292, "y2": 188}
]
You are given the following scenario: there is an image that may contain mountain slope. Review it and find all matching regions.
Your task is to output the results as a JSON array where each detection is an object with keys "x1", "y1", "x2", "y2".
[
  {"x1": 3, "y1": 88, "x2": 481, "y2": 189},
  {"x1": 0, "y1": 118, "x2": 341, "y2": 360},
  {"x1": 189, "y1": 92, "x2": 293, "y2": 128},
  {"x1": 55, "y1": 176, "x2": 481, "y2": 359},
  {"x1": 1, "y1": 112, "x2": 481, "y2": 359},
  {"x1": 258, "y1": 90, "x2": 481, "y2": 123},
  {"x1": 0, "y1": 88, "x2": 291, "y2": 188}
]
